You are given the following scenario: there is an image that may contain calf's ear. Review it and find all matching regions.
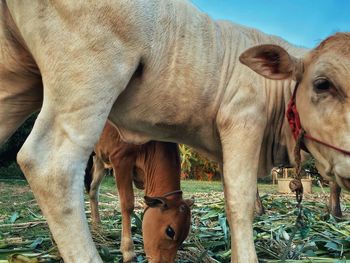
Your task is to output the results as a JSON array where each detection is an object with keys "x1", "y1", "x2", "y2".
[
  {"x1": 239, "y1": 44, "x2": 303, "y2": 81},
  {"x1": 144, "y1": 196, "x2": 168, "y2": 208}
]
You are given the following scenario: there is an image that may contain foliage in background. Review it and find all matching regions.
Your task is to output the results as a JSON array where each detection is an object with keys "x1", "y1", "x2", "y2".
[
  {"x1": 179, "y1": 145, "x2": 220, "y2": 181},
  {"x1": 179, "y1": 145, "x2": 322, "y2": 183},
  {"x1": 0, "y1": 116, "x2": 221, "y2": 181},
  {"x1": 0, "y1": 114, "x2": 320, "y2": 184}
]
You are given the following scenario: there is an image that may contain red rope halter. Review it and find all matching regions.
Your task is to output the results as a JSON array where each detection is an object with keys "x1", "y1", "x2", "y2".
[{"x1": 286, "y1": 83, "x2": 350, "y2": 156}]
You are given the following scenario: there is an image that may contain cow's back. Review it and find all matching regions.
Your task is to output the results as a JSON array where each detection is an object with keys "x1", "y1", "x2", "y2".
[
  {"x1": 108, "y1": 0, "x2": 228, "y2": 160},
  {"x1": 108, "y1": 0, "x2": 307, "y2": 164}
]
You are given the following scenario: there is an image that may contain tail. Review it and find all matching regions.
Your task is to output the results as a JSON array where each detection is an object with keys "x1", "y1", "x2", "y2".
[{"x1": 84, "y1": 152, "x2": 95, "y2": 193}]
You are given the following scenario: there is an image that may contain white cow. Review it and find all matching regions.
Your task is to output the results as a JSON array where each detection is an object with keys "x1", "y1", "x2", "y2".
[{"x1": 1, "y1": 1, "x2": 350, "y2": 262}]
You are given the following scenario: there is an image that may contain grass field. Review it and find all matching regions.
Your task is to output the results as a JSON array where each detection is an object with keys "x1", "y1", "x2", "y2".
[{"x1": 0, "y1": 177, "x2": 349, "y2": 262}]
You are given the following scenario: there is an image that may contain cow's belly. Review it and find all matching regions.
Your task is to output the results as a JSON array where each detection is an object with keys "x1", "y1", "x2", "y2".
[{"x1": 108, "y1": 80, "x2": 222, "y2": 162}]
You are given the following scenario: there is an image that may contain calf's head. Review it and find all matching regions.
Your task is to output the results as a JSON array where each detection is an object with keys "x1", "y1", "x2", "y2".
[
  {"x1": 142, "y1": 195, "x2": 194, "y2": 263},
  {"x1": 240, "y1": 33, "x2": 350, "y2": 191}
]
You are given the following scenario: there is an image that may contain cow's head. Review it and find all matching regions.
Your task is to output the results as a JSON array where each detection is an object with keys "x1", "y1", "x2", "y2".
[
  {"x1": 142, "y1": 195, "x2": 194, "y2": 263},
  {"x1": 239, "y1": 33, "x2": 350, "y2": 191}
]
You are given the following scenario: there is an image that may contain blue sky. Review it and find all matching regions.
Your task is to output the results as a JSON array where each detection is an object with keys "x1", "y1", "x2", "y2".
[{"x1": 191, "y1": 0, "x2": 350, "y2": 48}]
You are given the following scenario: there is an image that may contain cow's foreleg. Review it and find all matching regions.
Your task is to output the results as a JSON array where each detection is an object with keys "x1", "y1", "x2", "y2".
[
  {"x1": 113, "y1": 157, "x2": 136, "y2": 262},
  {"x1": 329, "y1": 181, "x2": 342, "y2": 218},
  {"x1": 16, "y1": 53, "x2": 139, "y2": 262},
  {"x1": 17, "y1": 115, "x2": 104, "y2": 263},
  {"x1": 220, "y1": 125, "x2": 263, "y2": 263},
  {"x1": 89, "y1": 156, "x2": 106, "y2": 225}
]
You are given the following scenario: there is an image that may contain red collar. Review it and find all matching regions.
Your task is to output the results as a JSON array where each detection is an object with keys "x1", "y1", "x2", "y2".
[{"x1": 286, "y1": 83, "x2": 308, "y2": 151}]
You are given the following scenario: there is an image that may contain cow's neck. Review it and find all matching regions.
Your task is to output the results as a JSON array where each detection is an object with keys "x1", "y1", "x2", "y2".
[
  {"x1": 260, "y1": 78, "x2": 296, "y2": 174},
  {"x1": 228, "y1": 28, "x2": 309, "y2": 176},
  {"x1": 259, "y1": 74, "x2": 313, "y2": 177},
  {"x1": 137, "y1": 142, "x2": 181, "y2": 199}
]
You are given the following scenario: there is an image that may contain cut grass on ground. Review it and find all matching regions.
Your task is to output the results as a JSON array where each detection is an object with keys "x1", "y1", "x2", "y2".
[{"x1": 0, "y1": 177, "x2": 349, "y2": 263}]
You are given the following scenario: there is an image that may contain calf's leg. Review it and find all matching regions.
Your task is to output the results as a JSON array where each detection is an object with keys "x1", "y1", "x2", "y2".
[
  {"x1": 113, "y1": 157, "x2": 137, "y2": 262},
  {"x1": 89, "y1": 156, "x2": 106, "y2": 224}
]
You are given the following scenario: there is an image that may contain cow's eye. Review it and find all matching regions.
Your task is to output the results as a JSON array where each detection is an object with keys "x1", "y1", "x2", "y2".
[
  {"x1": 165, "y1": 226, "x2": 175, "y2": 239},
  {"x1": 313, "y1": 78, "x2": 332, "y2": 92}
]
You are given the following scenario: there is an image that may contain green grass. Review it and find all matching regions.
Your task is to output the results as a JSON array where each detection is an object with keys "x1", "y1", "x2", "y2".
[
  {"x1": 0, "y1": 177, "x2": 349, "y2": 263},
  {"x1": 101, "y1": 176, "x2": 224, "y2": 195},
  {"x1": 181, "y1": 180, "x2": 223, "y2": 194}
]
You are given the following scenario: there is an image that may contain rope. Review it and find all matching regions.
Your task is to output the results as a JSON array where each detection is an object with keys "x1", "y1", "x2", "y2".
[
  {"x1": 161, "y1": 190, "x2": 183, "y2": 198},
  {"x1": 287, "y1": 82, "x2": 350, "y2": 157},
  {"x1": 290, "y1": 129, "x2": 305, "y2": 204},
  {"x1": 304, "y1": 133, "x2": 350, "y2": 157},
  {"x1": 281, "y1": 204, "x2": 305, "y2": 261},
  {"x1": 281, "y1": 129, "x2": 306, "y2": 262}
]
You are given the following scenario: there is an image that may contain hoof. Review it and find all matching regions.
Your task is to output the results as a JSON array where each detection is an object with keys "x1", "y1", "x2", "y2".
[{"x1": 123, "y1": 251, "x2": 137, "y2": 263}]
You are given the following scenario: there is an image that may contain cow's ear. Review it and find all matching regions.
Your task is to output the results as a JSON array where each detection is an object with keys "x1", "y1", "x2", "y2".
[
  {"x1": 144, "y1": 196, "x2": 168, "y2": 208},
  {"x1": 239, "y1": 44, "x2": 303, "y2": 81}
]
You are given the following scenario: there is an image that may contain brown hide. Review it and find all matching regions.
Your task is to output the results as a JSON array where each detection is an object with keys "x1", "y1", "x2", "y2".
[{"x1": 86, "y1": 121, "x2": 193, "y2": 262}]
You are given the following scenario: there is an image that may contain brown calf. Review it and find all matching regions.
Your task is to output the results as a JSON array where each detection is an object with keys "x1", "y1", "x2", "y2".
[{"x1": 85, "y1": 122, "x2": 193, "y2": 263}]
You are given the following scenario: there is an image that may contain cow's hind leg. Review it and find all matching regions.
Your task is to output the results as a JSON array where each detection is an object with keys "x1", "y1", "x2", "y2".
[
  {"x1": 255, "y1": 189, "x2": 265, "y2": 216},
  {"x1": 113, "y1": 156, "x2": 136, "y2": 262},
  {"x1": 329, "y1": 182, "x2": 342, "y2": 218},
  {"x1": 88, "y1": 156, "x2": 106, "y2": 225},
  {"x1": 17, "y1": 53, "x2": 139, "y2": 262}
]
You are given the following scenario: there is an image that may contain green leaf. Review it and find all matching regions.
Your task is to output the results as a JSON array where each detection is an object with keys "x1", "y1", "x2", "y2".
[
  {"x1": 131, "y1": 212, "x2": 142, "y2": 231},
  {"x1": 304, "y1": 249, "x2": 317, "y2": 257},
  {"x1": 28, "y1": 238, "x2": 43, "y2": 249},
  {"x1": 99, "y1": 246, "x2": 113, "y2": 261},
  {"x1": 218, "y1": 215, "x2": 228, "y2": 241},
  {"x1": 9, "y1": 212, "x2": 19, "y2": 224},
  {"x1": 324, "y1": 241, "x2": 341, "y2": 252}
]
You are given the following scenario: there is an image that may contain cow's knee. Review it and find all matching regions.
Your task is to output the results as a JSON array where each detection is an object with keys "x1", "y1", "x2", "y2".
[
  {"x1": 121, "y1": 202, "x2": 134, "y2": 216},
  {"x1": 17, "y1": 147, "x2": 37, "y2": 181},
  {"x1": 17, "y1": 142, "x2": 39, "y2": 181},
  {"x1": 89, "y1": 190, "x2": 98, "y2": 204},
  {"x1": 89, "y1": 182, "x2": 100, "y2": 200},
  {"x1": 16, "y1": 135, "x2": 101, "y2": 262},
  {"x1": 17, "y1": 138, "x2": 86, "y2": 205},
  {"x1": 17, "y1": 143, "x2": 53, "y2": 193}
]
